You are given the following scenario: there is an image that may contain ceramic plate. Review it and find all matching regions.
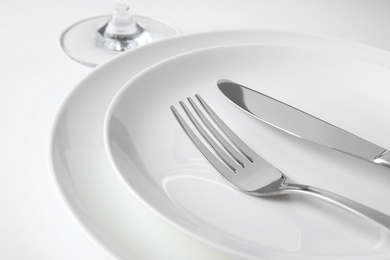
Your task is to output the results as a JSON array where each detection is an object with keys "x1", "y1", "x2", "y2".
[
  {"x1": 104, "y1": 43, "x2": 390, "y2": 259},
  {"x1": 51, "y1": 31, "x2": 390, "y2": 260}
]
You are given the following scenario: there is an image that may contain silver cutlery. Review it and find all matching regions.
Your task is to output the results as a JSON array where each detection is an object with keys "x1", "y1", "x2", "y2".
[
  {"x1": 217, "y1": 79, "x2": 390, "y2": 167},
  {"x1": 171, "y1": 94, "x2": 390, "y2": 230}
]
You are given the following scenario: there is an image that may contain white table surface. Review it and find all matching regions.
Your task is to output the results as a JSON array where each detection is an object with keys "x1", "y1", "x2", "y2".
[{"x1": 1, "y1": 1, "x2": 390, "y2": 259}]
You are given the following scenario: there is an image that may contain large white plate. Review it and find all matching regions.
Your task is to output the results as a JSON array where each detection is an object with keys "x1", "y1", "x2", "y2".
[{"x1": 51, "y1": 31, "x2": 390, "y2": 260}]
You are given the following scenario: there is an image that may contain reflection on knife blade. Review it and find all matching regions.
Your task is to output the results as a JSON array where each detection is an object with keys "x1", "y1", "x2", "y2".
[{"x1": 217, "y1": 79, "x2": 390, "y2": 167}]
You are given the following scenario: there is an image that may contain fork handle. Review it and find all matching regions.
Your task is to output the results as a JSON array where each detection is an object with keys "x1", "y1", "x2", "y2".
[{"x1": 283, "y1": 183, "x2": 390, "y2": 231}]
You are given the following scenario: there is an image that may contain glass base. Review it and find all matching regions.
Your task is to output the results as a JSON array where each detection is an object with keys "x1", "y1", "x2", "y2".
[{"x1": 60, "y1": 15, "x2": 179, "y2": 67}]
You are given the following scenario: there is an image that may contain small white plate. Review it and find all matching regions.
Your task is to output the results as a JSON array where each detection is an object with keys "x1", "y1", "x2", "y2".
[
  {"x1": 105, "y1": 44, "x2": 390, "y2": 258},
  {"x1": 51, "y1": 30, "x2": 390, "y2": 260}
]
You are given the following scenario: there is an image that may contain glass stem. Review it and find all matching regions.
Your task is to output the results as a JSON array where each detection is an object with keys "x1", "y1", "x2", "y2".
[{"x1": 95, "y1": 0, "x2": 147, "y2": 52}]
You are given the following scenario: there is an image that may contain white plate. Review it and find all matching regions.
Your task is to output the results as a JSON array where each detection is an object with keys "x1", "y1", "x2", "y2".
[
  {"x1": 51, "y1": 31, "x2": 390, "y2": 260},
  {"x1": 104, "y1": 43, "x2": 390, "y2": 259}
]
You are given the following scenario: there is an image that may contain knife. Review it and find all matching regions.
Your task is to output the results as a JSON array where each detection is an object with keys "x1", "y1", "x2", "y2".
[{"x1": 217, "y1": 79, "x2": 390, "y2": 167}]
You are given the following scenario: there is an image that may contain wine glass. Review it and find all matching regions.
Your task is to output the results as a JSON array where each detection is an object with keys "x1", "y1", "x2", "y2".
[{"x1": 60, "y1": 0, "x2": 179, "y2": 67}]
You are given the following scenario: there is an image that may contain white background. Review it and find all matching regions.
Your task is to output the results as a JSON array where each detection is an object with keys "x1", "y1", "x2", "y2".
[{"x1": 1, "y1": 0, "x2": 390, "y2": 259}]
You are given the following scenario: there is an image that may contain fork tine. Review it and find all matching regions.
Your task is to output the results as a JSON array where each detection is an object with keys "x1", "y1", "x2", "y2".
[
  {"x1": 179, "y1": 100, "x2": 242, "y2": 171},
  {"x1": 187, "y1": 97, "x2": 248, "y2": 167},
  {"x1": 195, "y1": 94, "x2": 255, "y2": 162},
  {"x1": 170, "y1": 104, "x2": 237, "y2": 173}
]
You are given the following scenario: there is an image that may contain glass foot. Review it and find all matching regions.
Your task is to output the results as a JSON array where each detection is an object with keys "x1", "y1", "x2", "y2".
[{"x1": 60, "y1": 15, "x2": 179, "y2": 67}]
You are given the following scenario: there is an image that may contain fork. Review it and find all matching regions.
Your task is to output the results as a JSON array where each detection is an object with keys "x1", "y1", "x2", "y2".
[{"x1": 170, "y1": 94, "x2": 390, "y2": 230}]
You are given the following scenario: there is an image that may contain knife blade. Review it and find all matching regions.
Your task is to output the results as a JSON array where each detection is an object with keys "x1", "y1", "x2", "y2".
[{"x1": 217, "y1": 79, "x2": 390, "y2": 167}]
